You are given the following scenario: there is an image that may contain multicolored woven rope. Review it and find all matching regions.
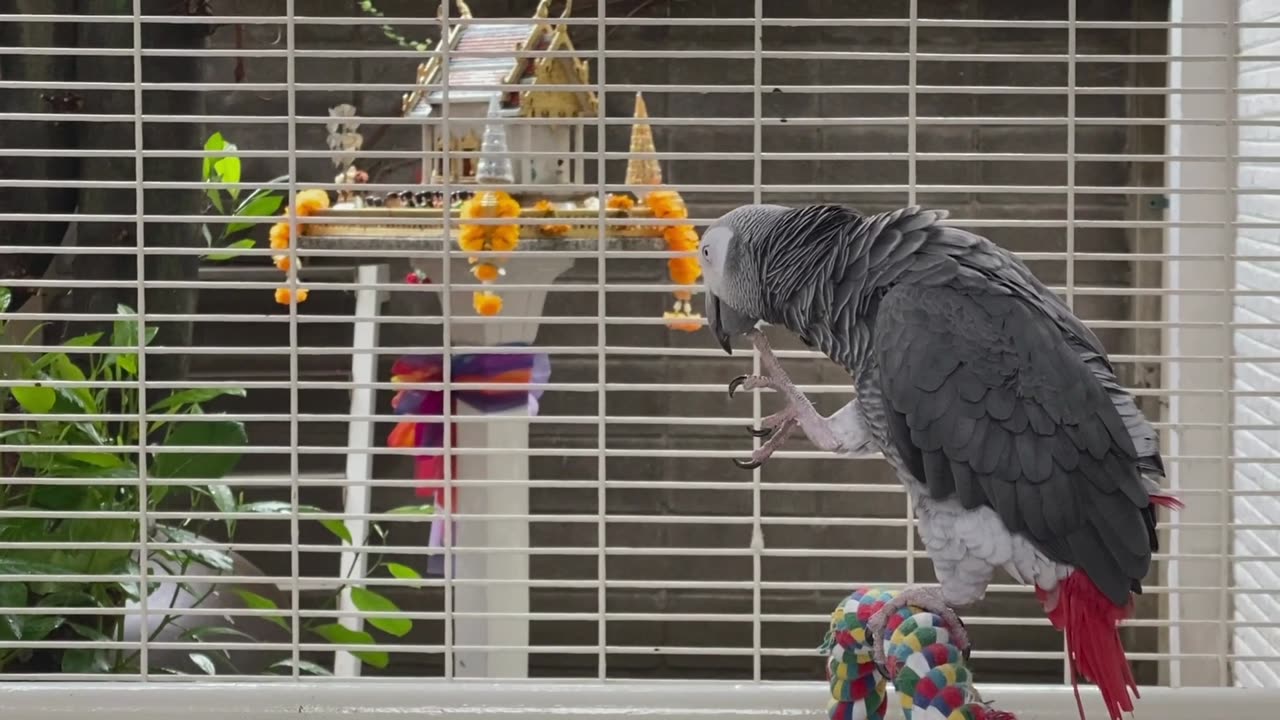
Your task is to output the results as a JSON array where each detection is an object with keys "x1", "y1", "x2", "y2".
[{"x1": 820, "y1": 587, "x2": 1016, "y2": 720}]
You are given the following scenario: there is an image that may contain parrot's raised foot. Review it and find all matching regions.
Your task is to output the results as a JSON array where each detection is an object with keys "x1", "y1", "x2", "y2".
[
  {"x1": 728, "y1": 373, "x2": 778, "y2": 398},
  {"x1": 747, "y1": 408, "x2": 795, "y2": 439},
  {"x1": 865, "y1": 585, "x2": 972, "y2": 671},
  {"x1": 733, "y1": 408, "x2": 799, "y2": 469}
]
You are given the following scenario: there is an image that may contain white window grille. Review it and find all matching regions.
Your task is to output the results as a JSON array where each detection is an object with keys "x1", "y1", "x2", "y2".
[{"x1": 2, "y1": 0, "x2": 1279, "y2": 717}]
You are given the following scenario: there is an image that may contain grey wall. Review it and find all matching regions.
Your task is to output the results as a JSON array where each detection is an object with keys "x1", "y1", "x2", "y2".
[{"x1": 194, "y1": 0, "x2": 1170, "y2": 685}]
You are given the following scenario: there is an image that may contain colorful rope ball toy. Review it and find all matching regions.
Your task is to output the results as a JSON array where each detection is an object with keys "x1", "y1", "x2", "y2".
[{"x1": 820, "y1": 587, "x2": 1017, "y2": 720}]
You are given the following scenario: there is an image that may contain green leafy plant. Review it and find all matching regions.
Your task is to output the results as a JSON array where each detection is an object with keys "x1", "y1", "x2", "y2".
[
  {"x1": 0, "y1": 299, "x2": 248, "y2": 673},
  {"x1": 0, "y1": 291, "x2": 433, "y2": 675},
  {"x1": 186, "y1": 501, "x2": 435, "y2": 676},
  {"x1": 200, "y1": 132, "x2": 287, "y2": 262}
]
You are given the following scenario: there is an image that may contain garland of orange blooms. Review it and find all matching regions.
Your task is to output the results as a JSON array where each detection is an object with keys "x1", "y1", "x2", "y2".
[
  {"x1": 458, "y1": 190, "x2": 521, "y2": 316},
  {"x1": 268, "y1": 188, "x2": 330, "y2": 305},
  {"x1": 642, "y1": 190, "x2": 702, "y2": 332}
]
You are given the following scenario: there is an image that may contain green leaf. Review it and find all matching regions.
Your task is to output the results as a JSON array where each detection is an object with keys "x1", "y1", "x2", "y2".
[
  {"x1": 66, "y1": 621, "x2": 112, "y2": 642},
  {"x1": 319, "y1": 518, "x2": 353, "y2": 544},
  {"x1": 0, "y1": 582, "x2": 26, "y2": 609},
  {"x1": 189, "y1": 652, "x2": 217, "y2": 675},
  {"x1": 386, "y1": 563, "x2": 421, "y2": 581},
  {"x1": 153, "y1": 525, "x2": 235, "y2": 573},
  {"x1": 62, "y1": 332, "x2": 103, "y2": 348},
  {"x1": 310, "y1": 623, "x2": 387, "y2": 668},
  {"x1": 152, "y1": 420, "x2": 247, "y2": 480},
  {"x1": 267, "y1": 658, "x2": 333, "y2": 676},
  {"x1": 182, "y1": 625, "x2": 257, "y2": 643},
  {"x1": 202, "y1": 132, "x2": 227, "y2": 181},
  {"x1": 232, "y1": 589, "x2": 289, "y2": 631},
  {"x1": 234, "y1": 191, "x2": 283, "y2": 219},
  {"x1": 207, "y1": 483, "x2": 236, "y2": 535},
  {"x1": 62, "y1": 452, "x2": 124, "y2": 469},
  {"x1": 0, "y1": 557, "x2": 75, "y2": 576},
  {"x1": 148, "y1": 387, "x2": 245, "y2": 414},
  {"x1": 349, "y1": 587, "x2": 411, "y2": 638},
  {"x1": 0, "y1": 287, "x2": 10, "y2": 314},
  {"x1": 11, "y1": 385, "x2": 56, "y2": 414},
  {"x1": 0, "y1": 428, "x2": 35, "y2": 443},
  {"x1": 237, "y1": 501, "x2": 352, "y2": 544},
  {"x1": 213, "y1": 155, "x2": 242, "y2": 199},
  {"x1": 61, "y1": 648, "x2": 111, "y2": 674},
  {"x1": 225, "y1": 192, "x2": 284, "y2": 236},
  {"x1": 14, "y1": 615, "x2": 63, "y2": 642},
  {"x1": 203, "y1": 238, "x2": 256, "y2": 262}
]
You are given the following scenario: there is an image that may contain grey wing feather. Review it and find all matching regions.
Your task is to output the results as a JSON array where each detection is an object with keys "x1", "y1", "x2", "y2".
[{"x1": 874, "y1": 281, "x2": 1154, "y2": 606}]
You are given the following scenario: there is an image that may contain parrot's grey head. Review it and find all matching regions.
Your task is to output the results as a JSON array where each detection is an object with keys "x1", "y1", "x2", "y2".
[{"x1": 698, "y1": 204, "x2": 791, "y2": 354}]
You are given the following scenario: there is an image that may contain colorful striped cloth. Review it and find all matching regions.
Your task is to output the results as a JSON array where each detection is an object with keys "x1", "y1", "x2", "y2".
[{"x1": 386, "y1": 344, "x2": 550, "y2": 577}]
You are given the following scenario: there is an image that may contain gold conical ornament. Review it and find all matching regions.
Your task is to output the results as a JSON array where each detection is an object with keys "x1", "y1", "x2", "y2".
[{"x1": 625, "y1": 92, "x2": 663, "y2": 188}]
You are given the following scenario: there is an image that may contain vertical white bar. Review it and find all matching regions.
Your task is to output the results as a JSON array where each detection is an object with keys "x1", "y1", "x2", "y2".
[
  {"x1": 334, "y1": 263, "x2": 389, "y2": 677},
  {"x1": 903, "y1": 0, "x2": 919, "y2": 591},
  {"x1": 595, "y1": 0, "x2": 609, "y2": 682},
  {"x1": 1063, "y1": 0, "x2": 1076, "y2": 685},
  {"x1": 750, "y1": 0, "x2": 765, "y2": 683},
  {"x1": 575, "y1": 123, "x2": 585, "y2": 186},
  {"x1": 284, "y1": 0, "x2": 302, "y2": 678},
  {"x1": 131, "y1": 0, "x2": 150, "y2": 678},
  {"x1": 1165, "y1": 0, "x2": 1236, "y2": 688},
  {"x1": 439, "y1": 1, "x2": 456, "y2": 682}
]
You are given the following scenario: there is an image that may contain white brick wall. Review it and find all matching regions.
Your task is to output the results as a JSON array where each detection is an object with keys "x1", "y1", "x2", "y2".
[{"x1": 1234, "y1": 0, "x2": 1280, "y2": 688}]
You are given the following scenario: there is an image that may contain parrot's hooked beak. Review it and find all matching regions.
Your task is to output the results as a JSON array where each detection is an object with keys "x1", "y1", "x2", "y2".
[
  {"x1": 706, "y1": 291, "x2": 758, "y2": 355},
  {"x1": 707, "y1": 292, "x2": 732, "y2": 354}
]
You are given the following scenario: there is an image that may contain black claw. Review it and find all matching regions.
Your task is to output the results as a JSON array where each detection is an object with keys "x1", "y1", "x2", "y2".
[
  {"x1": 747, "y1": 424, "x2": 773, "y2": 438},
  {"x1": 728, "y1": 375, "x2": 748, "y2": 398},
  {"x1": 733, "y1": 457, "x2": 762, "y2": 470}
]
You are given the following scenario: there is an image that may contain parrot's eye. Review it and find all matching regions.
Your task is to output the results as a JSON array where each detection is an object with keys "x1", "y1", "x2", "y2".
[{"x1": 701, "y1": 246, "x2": 710, "y2": 258}]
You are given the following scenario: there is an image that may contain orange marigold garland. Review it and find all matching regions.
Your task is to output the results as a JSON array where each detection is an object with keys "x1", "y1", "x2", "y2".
[
  {"x1": 534, "y1": 199, "x2": 571, "y2": 237},
  {"x1": 268, "y1": 188, "x2": 329, "y2": 306},
  {"x1": 644, "y1": 190, "x2": 703, "y2": 332},
  {"x1": 459, "y1": 190, "x2": 521, "y2": 316}
]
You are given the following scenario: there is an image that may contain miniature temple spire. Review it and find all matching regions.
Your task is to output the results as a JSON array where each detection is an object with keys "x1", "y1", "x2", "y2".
[
  {"x1": 475, "y1": 94, "x2": 515, "y2": 185},
  {"x1": 625, "y1": 92, "x2": 663, "y2": 188}
]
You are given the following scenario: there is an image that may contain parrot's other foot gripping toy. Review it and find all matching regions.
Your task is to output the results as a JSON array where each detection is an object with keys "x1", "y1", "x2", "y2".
[{"x1": 821, "y1": 587, "x2": 1016, "y2": 720}]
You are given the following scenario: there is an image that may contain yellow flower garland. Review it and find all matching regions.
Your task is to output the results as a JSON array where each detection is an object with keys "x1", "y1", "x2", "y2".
[
  {"x1": 644, "y1": 190, "x2": 703, "y2": 332},
  {"x1": 534, "y1": 199, "x2": 572, "y2": 237},
  {"x1": 268, "y1": 188, "x2": 329, "y2": 305},
  {"x1": 459, "y1": 190, "x2": 521, "y2": 316}
]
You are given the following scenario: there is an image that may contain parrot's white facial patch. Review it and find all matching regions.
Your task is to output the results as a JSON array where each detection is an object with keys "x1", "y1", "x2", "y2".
[{"x1": 699, "y1": 225, "x2": 734, "y2": 292}]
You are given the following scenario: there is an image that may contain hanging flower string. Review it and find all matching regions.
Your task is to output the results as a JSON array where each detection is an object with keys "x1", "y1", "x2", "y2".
[
  {"x1": 534, "y1": 199, "x2": 572, "y2": 237},
  {"x1": 268, "y1": 188, "x2": 330, "y2": 305},
  {"x1": 458, "y1": 190, "x2": 521, "y2": 316},
  {"x1": 644, "y1": 190, "x2": 703, "y2": 332}
]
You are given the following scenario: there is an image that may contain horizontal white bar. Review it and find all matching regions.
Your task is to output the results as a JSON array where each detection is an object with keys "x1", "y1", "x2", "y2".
[
  {"x1": 0, "y1": 572, "x2": 1251, "y2": 596},
  {"x1": 0, "y1": 147, "x2": 1259, "y2": 163},
  {"x1": 7, "y1": 80, "x2": 1280, "y2": 97},
  {"x1": 0, "y1": 681, "x2": 1274, "y2": 720},
  {"x1": 4, "y1": 13, "x2": 1278, "y2": 29},
  {"x1": 0, "y1": 113, "x2": 1250, "y2": 128},
  {"x1": 0, "y1": 45, "x2": 1253, "y2": 62}
]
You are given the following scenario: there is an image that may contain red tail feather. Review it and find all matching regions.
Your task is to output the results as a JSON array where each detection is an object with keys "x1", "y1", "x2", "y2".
[
  {"x1": 1035, "y1": 572, "x2": 1139, "y2": 720},
  {"x1": 1150, "y1": 493, "x2": 1184, "y2": 511}
]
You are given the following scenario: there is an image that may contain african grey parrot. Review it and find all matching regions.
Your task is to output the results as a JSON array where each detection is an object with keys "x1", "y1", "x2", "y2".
[{"x1": 696, "y1": 204, "x2": 1182, "y2": 720}]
